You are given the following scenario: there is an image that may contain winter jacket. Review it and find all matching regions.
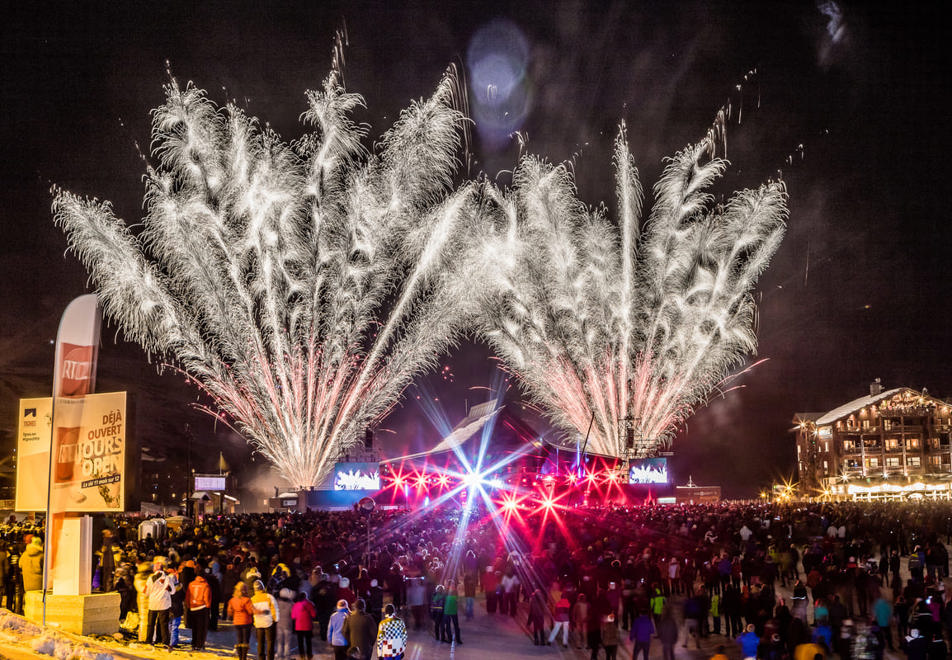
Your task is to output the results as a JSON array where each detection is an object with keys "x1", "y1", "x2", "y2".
[
  {"x1": 376, "y1": 615, "x2": 407, "y2": 658},
  {"x1": 134, "y1": 567, "x2": 151, "y2": 641},
  {"x1": 276, "y1": 589, "x2": 295, "y2": 630},
  {"x1": 227, "y1": 595, "x2": 254, "y2": 626},
  {"x1": 327, "y1": 607, "x2": 350, "y2": 647},
  {"x1": 444, "y1": 594, "x2": 459, "y2": 616},
  {"x1": 251, "y1": 591, "x2": 279, "y2": 628},
  {"x1": 21, "y1": 543, "x2": 44, "y2": 592},
  {"x1": 146, "y1": 571, "x2": 176, "y2": 611},
  {"x1": 601, "y1": 619, "x2": 620, "y2": 646},
  {"x1": 630, "y1": 614, "x2": 655, "y2": 643},
  {"x1": 186, "y1": 576, "x2": 212, "y2": 611},
  {"x1": 342, "y1": 611, "x2": 377, "y2": 658},
  {"x1": 658, "y1": 617, "x2": 680, "y2": 646},
  {"x1": 291, "y1": 599, "x2": 317, "y2": 632},
  {"x1": 738, "y1": 630, "x2": 760, "y2": 658}
]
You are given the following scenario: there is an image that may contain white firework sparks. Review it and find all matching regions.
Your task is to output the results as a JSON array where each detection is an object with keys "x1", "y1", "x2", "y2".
[
  {"x1": 53, "y1": 62, "x2": 484, "y2": 487},
  {"x1": 474, "y1": 122, "x2": 788, "y2": 458}
]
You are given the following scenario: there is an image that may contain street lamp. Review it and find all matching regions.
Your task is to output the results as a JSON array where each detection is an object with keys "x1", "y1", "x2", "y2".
[{"x1": 358, "y1": 496, "x2": 376, "y2": 569}]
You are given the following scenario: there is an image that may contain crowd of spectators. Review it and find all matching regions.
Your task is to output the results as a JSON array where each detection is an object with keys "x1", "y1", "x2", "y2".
[{"x1": 2, "y1": 499, "x2": 952, "y2": 660}]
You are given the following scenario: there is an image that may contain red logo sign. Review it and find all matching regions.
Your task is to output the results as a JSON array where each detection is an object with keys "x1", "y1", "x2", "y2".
[{"x1": 58, "y1": 343, "x2": 94, "y2": 396}]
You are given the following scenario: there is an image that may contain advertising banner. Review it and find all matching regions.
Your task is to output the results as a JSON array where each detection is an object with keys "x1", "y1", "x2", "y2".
[
  {"x1": 194, "y1": 475, "x2": 227, "y2": 491},
  {"x1": 51, "y1": 391, "x2": 128, "y2": 512},
  {"x1": 17, "y1": 392, "x2": 129, "y2": 512},
  {"x1": 14, "y1": 397, "x2": 54, "y2": 511}
]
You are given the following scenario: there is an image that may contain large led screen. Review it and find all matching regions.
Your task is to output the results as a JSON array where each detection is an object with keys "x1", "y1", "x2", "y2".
[
  {"x1": 333, "y1": 462, "x2": 380, "y2": 491},
  {"x1": 628, "y1": 458, "x2": 669, "y2": 485}
]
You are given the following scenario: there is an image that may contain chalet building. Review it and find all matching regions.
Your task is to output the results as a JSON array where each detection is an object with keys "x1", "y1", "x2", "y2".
[{"x1": 795, "y1": 380, "x2": 952, "y2": 500}]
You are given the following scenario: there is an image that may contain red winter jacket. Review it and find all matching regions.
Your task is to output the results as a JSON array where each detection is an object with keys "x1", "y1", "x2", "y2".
[{"x1": 187, "y1": 576, "x2": 212, "y2": 610}]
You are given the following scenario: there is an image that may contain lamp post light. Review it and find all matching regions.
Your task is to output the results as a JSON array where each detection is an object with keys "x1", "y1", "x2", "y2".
[{"x1": 358, "y1": 496, "x2": 376, "y2": 569}]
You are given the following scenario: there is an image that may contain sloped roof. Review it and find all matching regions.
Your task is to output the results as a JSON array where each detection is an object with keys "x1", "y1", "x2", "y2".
[{"x1": 815, "y1": 388, "x2": 905, "y2": 426}]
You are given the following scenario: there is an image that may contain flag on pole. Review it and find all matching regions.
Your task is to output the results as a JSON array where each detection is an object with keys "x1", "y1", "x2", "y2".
[{"x1": 46, "y1": 294, "x2": 101, "y2": 596}]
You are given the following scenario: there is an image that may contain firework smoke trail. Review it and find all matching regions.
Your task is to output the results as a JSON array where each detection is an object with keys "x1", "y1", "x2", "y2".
[
  {"x1": 475, "y1": 127, "x2": 787, "y2": 457},
  {"x1": 52, "y1": 58, "x2": 485, "y2": 487}
]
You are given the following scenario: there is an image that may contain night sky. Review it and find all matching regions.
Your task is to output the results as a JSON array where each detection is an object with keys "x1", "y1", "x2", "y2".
[{"x1": 1, "y1": 1, "x2": 949, "y2": 498}]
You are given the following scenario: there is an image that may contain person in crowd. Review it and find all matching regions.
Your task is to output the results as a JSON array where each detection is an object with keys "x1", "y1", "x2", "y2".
[
  {"x1": 309, "y1": 572, "x2": 336, "y2": 638},
  {"x1": 709, "y1": 588, "x2": 721, "y2": 636},
  {"x1": 341, "y1": 598, "x2": 376, "y2": 660},
  {"x1": 442, "y1": 583, "x2": 462, "y2": 644},
  {"x1": 548, "y1": 592, "x2": 571, "y2": 647},
  {"x1": 794, "y1": 637, "x2": 825, "y2": 660},
  {"x1": 586, "y1": 590, "x2": 603, "y2": 660},
  {"x1": 650, "y1": 583, "x2": 666, "y2": 629},
  {"x1": 630, "y1": 608, "x2": 655, "y2": 660},
  {"x1": 430, "y1": 583, "x2": 445, "y2": 640},
  {"x1": 133, "y1": 560, "x2": 152, "y2": 642},
  {"x1": 501, "y1": 569, "x2": 520, "y2": 617},
  {"x1": 20, "y1": 536, "x2": 44, "y2": 594},
  {"x1": 251, "y1": 579, "x2": 279, "y2": 660},
  {"x1": 572, "y1": 592, "x2": 590, "y2": 649},
  {"x1": 405, "y1": 576, "x2": 426, "y2": 631},
  {"x1": 873, "y1": 591, "x2": 894, "y2": 652},
  {"x1": 376, "y1": 603, "x2": 408, "y2": 660},
  {"x1": 228, "y1": 583, "x2": 255, "y2": 660},
  {"x1": 0, "y1": 541, "x2": 9, "y2": 610},
  {"x1": 2, "y1": 541, "x2": 23, "y2": 614},
  {"x1": 367, "y1": 579, "x2": 384, "y2": 624},
  {"x1": 905, "y1": 628, "x2": 928, "y2": 660},
  {"x1": 527, "y1": 587, "x2": 546, "y2": 646},
  {"x1": 144, "y1": 556, "x2": 176, "y2": 647},
  {"x1": 657, "y1": 606, "x2": 680, "y2": 660},
  {"x1": 97, "y1": 530, "x2": 118, "y2": 592},
  {"x1": 683, "y1": 587, "x2": 703, "y2": 649},
  {"x1": 203, "y1": 565, "x2": 223, "y2": 632},
  {"x1": 242, "y1": 558, "x2": 263, "y2": 592},
  {"x1": 327, "y1": 599, "x2": 351, "y2": 660},
  {"x1": 601, "y1": 612, "x2": 620, "y2": 660},
  {"x1": 483, "y1": 567, "x2": 499, "y2": 614},
  {"x1": 186, "y1": 567, "x2": 212, "y2": 651},
  {"x1": 167, "y1": 564, "x2": 185, "y2": 648},
  {"x1": 337, "y1": 576, "x2": 356, "y2": 606},
  {"x1": 291, "y1": 591, "x2": 317, "y2": 660},
  {"x1": 737, "y1": 623, "x2": 760, "y2": 660},
  {"x1": 115, "y1": 564, "x2": 136, "y2": 624},
  {"x1": 462, "y1": 570, "x2": 477, "y2": 620},
  {"x1": 275, "y1": 587, "x2": 296, "y2": 660}
]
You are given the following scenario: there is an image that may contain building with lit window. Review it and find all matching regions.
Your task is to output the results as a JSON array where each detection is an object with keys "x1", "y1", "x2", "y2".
[{"x1": 795, "y1": 380, "x2": 952, "y2": 500}]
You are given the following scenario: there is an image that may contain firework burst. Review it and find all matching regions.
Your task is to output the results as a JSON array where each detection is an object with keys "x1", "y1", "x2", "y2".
[
  {"x1": 53, "y1": 59, "x2": 484, "y2": 487},
  {"x1": 474, "y1": 122, "x2": 788, "y2": 457}
]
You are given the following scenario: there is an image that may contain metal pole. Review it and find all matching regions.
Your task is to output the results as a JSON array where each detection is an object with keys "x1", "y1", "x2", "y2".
[
  {"x1": 41, "y1": 396, "x2": 58, "y2": 626},
  {"x1": 366, "y1": 514, "x2": 371, "y2": 569},
  {"x1": 578, "y1": 412, "x2": 596, "y2": 474}
]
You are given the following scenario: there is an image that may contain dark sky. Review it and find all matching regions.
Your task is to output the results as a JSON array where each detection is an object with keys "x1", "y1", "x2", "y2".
[{"x1": 1, "y1": 1, "x2": 950, "y2": 497}]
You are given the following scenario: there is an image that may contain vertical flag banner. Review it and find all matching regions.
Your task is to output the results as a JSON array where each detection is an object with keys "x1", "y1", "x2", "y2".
[
  {"x1": 14, "y1": 398, "x2": 53, "y2": 511},
  {"x1": 52, "y1": 294, "x2": 101, "y2": 399},
  {"x1": 47, "y1": 294, "x2": 102, "y2": 595}
]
